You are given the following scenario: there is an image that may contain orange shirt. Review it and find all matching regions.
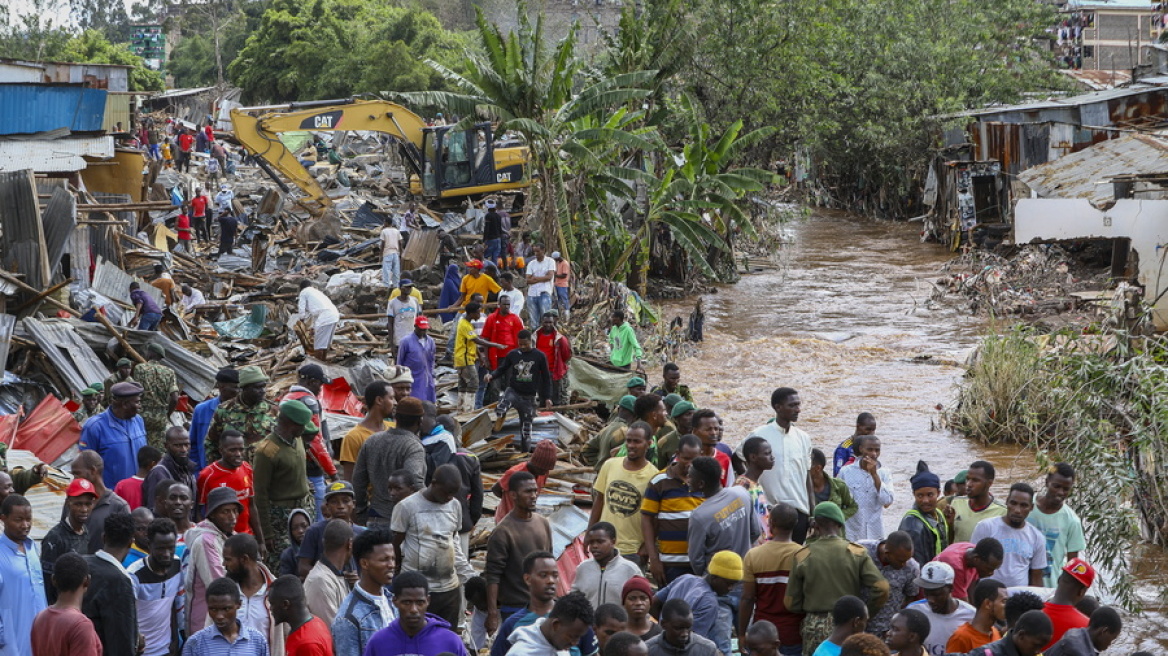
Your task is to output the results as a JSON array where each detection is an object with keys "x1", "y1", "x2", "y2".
[{"x1": 945, "y1": 622, "x2": 1000, "y2": 654}]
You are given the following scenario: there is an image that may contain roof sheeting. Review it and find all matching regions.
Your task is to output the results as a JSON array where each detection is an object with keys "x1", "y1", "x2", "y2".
[
  {"x1": 0, "y1": 135, "x2": 115, "y2": 173},
  {"x1": 0, "y1": 170, "x2": 52, "y2": 291},
  {"x1": 21, "y1": 318, "x2": 109, "y2": 395},
  {"x1": 1017, "y1": 133, "x2": 1168, "y2": 206},
  {"x1": 0, "y1": 84, "x2": 108, "y2": 135}
]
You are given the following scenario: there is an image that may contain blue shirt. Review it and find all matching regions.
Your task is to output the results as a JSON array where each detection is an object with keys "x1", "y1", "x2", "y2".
[
  {"x1": 80, "y1": 409, "x2": 148, "y2": 488},
  {"x1": 813, "y1": 641, "x2": 842, "y2": 656},
  {"x1": 189, "y1": 397, "x2": 221, "y2": 470},
  {"x1": 656, "y1": 576, "x2": 720, "y2": 651},
  {"x1": 181, "y1": 621, "x2": 267, "y2": 656},
  {"x1": 0, "y1": 533, "x2": 48, "y2": 656}
]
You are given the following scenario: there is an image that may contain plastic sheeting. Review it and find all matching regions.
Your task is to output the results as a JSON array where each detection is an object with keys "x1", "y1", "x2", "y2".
[
  {"x1": 212, "y1": 304, "x2": 268, "y2": 339},
  {"x1": 567, "y1": 358, "x2": 643, "y2": 406}
]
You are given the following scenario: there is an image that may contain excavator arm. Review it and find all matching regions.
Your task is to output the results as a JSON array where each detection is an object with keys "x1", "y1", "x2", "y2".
[{"x1": 230, "y1": 99, "x2": 429, "y2": 214}]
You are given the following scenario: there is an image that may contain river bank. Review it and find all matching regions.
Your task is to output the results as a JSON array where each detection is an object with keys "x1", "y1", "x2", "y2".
[{"x1": 660, "y1": 209, "x2": 1167, "y2": 651}]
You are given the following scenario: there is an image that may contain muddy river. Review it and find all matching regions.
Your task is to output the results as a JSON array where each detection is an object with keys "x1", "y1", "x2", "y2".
[{"x1": 663, "y1": 210, "x2": 1166, "y2": 650}]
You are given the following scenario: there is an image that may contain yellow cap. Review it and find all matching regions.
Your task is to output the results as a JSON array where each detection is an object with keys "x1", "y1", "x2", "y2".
[{"x1": 707, "y1": 551, "x2": 743, "y2": 581}]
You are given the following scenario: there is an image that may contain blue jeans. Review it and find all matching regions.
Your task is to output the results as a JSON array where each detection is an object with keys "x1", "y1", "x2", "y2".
[
  {"x1": 381, "y1": 252, "x2": 400, "y2": 287},
  {"x1": 528, "y1": 292, "x2": 550, "y2": 326},
  {"x1": 555, "y1": 286, "x2": 570, "y2": 317},
  {"x1": 484, "y1": 238, "x2": 502, "y2": 263},
  {"x1": 308, "y1": 474, "x2": 326, "y2": 521},
  {"x1": 139, "y1": 312, "x2": 162, "y2": 331}
]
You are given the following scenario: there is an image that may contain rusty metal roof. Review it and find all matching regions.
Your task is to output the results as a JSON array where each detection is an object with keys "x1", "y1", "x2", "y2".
[
  {"x1": 1060, "y1": 69, "x2": 1133, "y2": 91},
  {"x1": 1017, "y1": 133, "x2": 1168, "y2": 206}
]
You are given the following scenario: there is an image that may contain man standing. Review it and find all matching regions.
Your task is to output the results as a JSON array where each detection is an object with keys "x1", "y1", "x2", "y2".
[
  {"x1": 102, "y1": 359, "x2": 135, "y2": 406},
  {"x1": 183, "y1": 577, "x2": 269, "y2": 655},
  {"x1": 72, "y1": 387, "x2": 103, "y2": 427},
  {"x1": 190, "y1": 368, "x2": 236, "y2": 469},
  {"x1": 363, "y1": 572, "x2": 468, "y2": 656},
  {"x1": 483, "y1": 294, "x2": 525, "y2": 371},
  {"x1": 905, "y1": 562, "x2": 975, "y2": 656},
  {"x1": 811, "y1": 596, "x2": 868, "y2": 656},
  {"x1": 646, "y1": 599, "x2": 720, "y2": 656},
  {"x1": 1027, "y1": 463, "x2": 1086, "y2": 588},
  {"x1": 552, "y1": 251, "x2": 571, "y2": 319},
  {"x1": 82, "y1": 514, "x2": 140, "y2": 656},
  {"x1": 134, "y1": 344, "x2": 180, "y2": 449},
  {"x1": 483, "y1": 200, "x2": 503, "y2": 263},
  {"x1": 297, "y1": 280, "x2": 341, "y2": 361},
  {"x1": 607, "y1": 311, "x2": 643, "y2": 370},
  {"x1": 525, "y1": 243, "x2": 557, "y2": 326},
  {"x1": 68, "y1": 451, "x2": 131, "y2": 552},
  {"x1": 253, "y1": 401, "x2": 314, "y2": 567},
  {"x1": 398, "y1": 316, "x2": 437, "y2": 403},
  {"x1": 454, "y1": 301, "x2": 505, "y2": 412},
  {"x1": 856, "y1": 531, "x2": 920, "y2": 639},
  {"x1": 31, "y1": 552, "x2": 101, "y2": 656},
  {"x1": 650, "y1": 363, "x2": 693, "y2": 403},
  {"x1": 297, "y1": 480, "x2": 365, "y2": 579},
  {"x1": 740, "y1": 504, "x2": 805, "y2": 656},
  {"x1": 933, "y1": 538, "x2": 1004, "y2": 602},
  {"x1": 391, "y1": 464, "x2": 474, "y2": 630},
  {"x1": 333, "y1": 529, "x2": 398, "y2": 655},
  {"x1": 381, "y1": 214, "x2": 402, "y2": 288},
  {"x1": 143, "y1": 426, "x2": 198, "y2": 509},
  {"x1": 223, "y1": 533, "x2": 283, "y2": 653},
  {"x1": 217, "y1": 210, "x2": 238, "y2": 259},
  {"x1": 642, "y1": 435, "x2": 704, "y2": 585},
  {"x1": 485, "y1": 471, "x2": 553, "y2": 634},
  {"x1": 186, "y1": 487, "x2": 240, "y2": 633},
  {"x1": 838, "y1": 435, "x2": 893, "y2": 541},
  {"x1": 281, "y1": 364, "x2": 339, "y2": 520},
  {"x1": 739, "y1": 388, "x2": 813, "y2": 543},
  {"x1": 950, "y1": 461, "x2": 1006, "y2": 544},
  {"x1": 190, "y1": 187, "x2": 210, "y2": 243},
  {"x1": 176, "y1": 129, "x2": 194, "y2": 174},
  {"x1": 785, "y1": 502, "x2": 889, "y2": 656},
  {"x1": 1045, "y1": 607, "x2": 1122, "y2": 656},
  {"x1": 0, "y1": 495, "x2": 47, "y2": 656},
  {"x1": 340, "y1": 381, "x2": 395, "y2": 480},
  {"x1": 686, "y1": 456, "x2": 761, "y2": 575},
  {"x1": 80, "y1": 381, "x2": 148, "y2": 489},
  {"x1": 590, "y1": 422, "x2": 658, "y2": 566},
  {"x1": 387, "y1": 280, "x2": 421, "y2": 353},
  {"x1": 352, "y1": 397, "x2": 428, "y2": 527},
  {"x1": 497, "y1": 272, "x2": 525, "y2": 316},
  {"x1": 535, "y1": 310, "x2": 573, "y2": 405},
  {"x1": 303, "y1": 519, "x2": 351, "y2": 625},
  {"x1": 1041, "y1": 558, "x2": 1095, "y2": 648},
  {"x1": 129, "y1": 518, "x2": 183, "y2": 656},
  {"x1": 970, "y1": 483, "x2": 1047, "y2": 588},
  {"x1": 884, "y1": 610, "x2": 930, "y2": 656},
  {"x1": 205, "y1": 365, "x2": 276, "y2": 464},
  {"x1": 197, "y1": 430, "x2": 262, "y2": 537},
  {"x1": 41, "y1": 478, "x2": 97, "y2": 603},
  {"x1": 271, "y1": 574, "x2": 335, "y2": 656},
  {"x1": 486, "y1": 329, "x2": 552, "y2": 452}
]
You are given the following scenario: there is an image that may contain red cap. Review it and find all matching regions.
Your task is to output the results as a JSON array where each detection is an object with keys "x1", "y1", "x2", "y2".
[
  {"x1": 1062, "y1": 557, "x2": 1095, "y2": 588},
  {"x1": 465, "y1": 259, "x2": 483, "y2": 269},
  {"x1": 415, "y1": 316, "x2": 430, "y2": 329},
  {"x1": 66, "y1": 478, "x2": 97, "y2": 498}
]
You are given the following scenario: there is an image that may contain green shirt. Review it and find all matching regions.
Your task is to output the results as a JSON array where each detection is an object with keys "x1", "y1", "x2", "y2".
[
  {"x1": 252, "y1": 432, "x2": 309, "y2": 534},
  {"x1": 607, "y1": 323, "x2": 642, "y2": 367},
  {"x1": 786, "y1": 535, "x2": 890, "y2": 614}
]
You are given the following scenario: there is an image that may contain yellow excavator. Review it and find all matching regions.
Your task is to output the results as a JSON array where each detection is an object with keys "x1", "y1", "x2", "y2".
[{"x1": 230, "y1": 98, "x2": 530, "y2": 216}]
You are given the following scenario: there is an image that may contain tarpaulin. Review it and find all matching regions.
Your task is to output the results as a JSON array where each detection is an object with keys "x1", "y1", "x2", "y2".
[
  {"x1": 567, "y1": 359, "x2": 644, "y2": 406},
  {"x1": 212, "y1": 303, "x2": 268, "y2": 339},
  {"x1": 320, "y1": 377, "x2": 363, "y2": 416}
]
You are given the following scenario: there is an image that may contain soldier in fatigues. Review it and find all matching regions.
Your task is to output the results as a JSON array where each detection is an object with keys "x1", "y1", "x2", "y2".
[
  {"x1": 102, "y1": 358, "x2": 135, "y2": 406},
  {"x1": 253, "y1": 399, "x2": 313, "y2": 571},
  {"x1": 785, "y1": 501, "x2": 890, "y2": 656},
  {"x1": 134, "y1": 343, "x2": 180, "y2": 449},
  {"x1": 72, "y1": 386, "x2": 104, "y2": 427},
  {"x1": 205, "y1": 365, "x2": 277, "y2": 463}
]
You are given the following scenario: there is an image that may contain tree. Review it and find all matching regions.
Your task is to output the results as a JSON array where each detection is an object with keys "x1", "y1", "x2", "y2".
[{"x1": 59, "y1": 29, "x2": 165, "y2": 91}]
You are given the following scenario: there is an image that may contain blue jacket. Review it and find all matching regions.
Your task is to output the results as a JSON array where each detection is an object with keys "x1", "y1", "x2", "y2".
[
  {"x1": 332, "y1": 585, "x2": 396, "y2": 656},
  {"x1": 189, "y1": 397, "x2": 221, "y2": 470},
  {"x1": 362, "y1": 614, "x2": 467, "y2": 656}
]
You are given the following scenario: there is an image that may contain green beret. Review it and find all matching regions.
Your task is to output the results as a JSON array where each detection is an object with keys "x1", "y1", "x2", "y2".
[
  {"x1": 146, "y1": 343, "x2": 166, "y2": 357},
  {"x1": 80, "y1": 387, "x2": 99, "y2": 397},
  {"x1": 626, "y1": 377, "x2": 647, "y2": 388},
  {"x1": 116, "y1": 358, "x2": 133, "y2": 368},
  {"x1": 90, "y1": 382, "x2": 105, "y2": 392},
  {"x1": 670, "y1": 401, "x2": 695, "y2": 418},
  {"x1": 618, "y1": 395, "x2": 636, "y2": 412},
  {"x1": 279, "y1": 399, "x2": 314, "y2": 427},
  {"x1": 238, "y1": 366, "x2": 269, "y2": 386},
  {"x1": 813, "y1": 501, "x2": 846, "y2": 527}
]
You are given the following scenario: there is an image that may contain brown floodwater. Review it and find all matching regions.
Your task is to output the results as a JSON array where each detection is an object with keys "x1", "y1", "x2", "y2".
[{"x1": 662, "y1": 209, "x2": 1167, "y2": 651}]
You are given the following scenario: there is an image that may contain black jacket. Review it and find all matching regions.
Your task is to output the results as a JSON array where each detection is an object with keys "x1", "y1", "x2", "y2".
[
  {"x1": 83, "y1": 552, "x2": 139, "y2": 656},
  {"x1": 41, "y1": 519, "x2": 91, "y2": 603}
]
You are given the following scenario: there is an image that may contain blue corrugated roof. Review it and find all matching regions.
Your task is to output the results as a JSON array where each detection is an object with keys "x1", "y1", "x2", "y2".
[{"x1": 0, "y1": 84, "x2": 108, "y2": 135}]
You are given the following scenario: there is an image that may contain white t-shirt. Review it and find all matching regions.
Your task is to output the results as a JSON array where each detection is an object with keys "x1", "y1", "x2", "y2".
[
  {"x1": 380, "y1": 227, "x2": 401, "y2": 256},
  {"x1": 736, "y1": 422, "x2": 812, "y2": 513},
  {"x1": 498, "y1": 288, "x2": 525, "y2": 315},
  {"x1": 971, "y1": 517, "x2": 1048, "y2": 587},
  {"x1": 298, "y1": 287, "x2": 341, "y2": 329},
  {"x1": 906, "y1": 598, "x2": 976, "y2": 656},
  {"x1": 525, "y1": 257, "x2": 556, "y2": 297},
  {"x1": 388, "y1": 295, "x2": 420, "y2": 346},
  {"x1": 389, "y1": 491, "x2": 472, "y2": 593}
]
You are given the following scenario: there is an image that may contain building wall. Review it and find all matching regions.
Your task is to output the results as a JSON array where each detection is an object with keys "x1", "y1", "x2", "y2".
[{"x1": 1082, "y1": 9, "x2": 1150, "y2": 69}]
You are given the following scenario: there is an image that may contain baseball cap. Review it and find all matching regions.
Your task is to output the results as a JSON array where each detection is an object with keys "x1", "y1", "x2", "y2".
[
  {"x1": 324, "y1": 480, "x2": 355, "y2": 500},
  {"x1": 66, "y1": 478, "x2": 97, "y2": 498},
  {"x1": 465, "y1": 259, "x2": 483, "y2": 269},
  {"x1": 1062, "y1": 557, "x2": 1095, "y2": 588},
  {"x1": 298, "y1": 363, "x2": 332, "y2": 384},
  {"x1": 400, "y1": 278, "x2": 413, "y2": 287},
  {"x1": 415, "y1": 316, "x2": 430, "y2": 330},
  {"x1": 551, "y1": 251, "x2": 562, "y2": 259},
  {"x1": 915, "y1": 561, "x2": 956, "y2": 589}
]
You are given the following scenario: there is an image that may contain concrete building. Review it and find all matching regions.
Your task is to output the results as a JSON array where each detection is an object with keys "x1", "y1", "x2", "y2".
[{"x1": 1062, "y1": 0, "x2": 1158, "y2": 70}]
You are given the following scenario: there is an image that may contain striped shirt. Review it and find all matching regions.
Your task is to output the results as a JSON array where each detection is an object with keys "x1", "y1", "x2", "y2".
[
  {"x1": 742, "y1": 540, "x2": 804, "y2": 647},
  {"x1": 181, "y1": 621, "x2": 268, "y2": 656},
  {"x1": 641, "y1": 470, "x2": 703, "y2": 564},
  {"x1": 129, "y1": 557, "x2": 184, "y2": 656}
]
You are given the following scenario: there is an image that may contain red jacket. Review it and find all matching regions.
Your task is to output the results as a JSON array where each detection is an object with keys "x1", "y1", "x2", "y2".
[
  {"x1": 281, "y1": 389, "x2": 338, "y2": 477},
  {"x1": 536, "y1": 329, "x2": 572, "y2": 381},
  {"x1": 482, "y1": 310, "x2": 524, "y2": 369}
]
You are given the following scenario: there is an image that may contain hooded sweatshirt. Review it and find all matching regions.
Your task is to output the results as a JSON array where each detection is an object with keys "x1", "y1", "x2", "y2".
[
  {"x1": 362, "y1": 613, "x2": 468, "y2": 656},
  {"x1": 508, "y1": 618, "x2": 569, "y2": 656},
  {"x1": 279, "y1": 508, "x2": 311, "y2": 576}
]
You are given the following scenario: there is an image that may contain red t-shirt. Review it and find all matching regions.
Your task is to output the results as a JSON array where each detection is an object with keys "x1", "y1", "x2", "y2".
[
  {"x1": 483, "y1": 311, "x2": 525, "y2": 369},
  {"x1": 286, "y1": 617, "x2": 334, "y2": 656},
  {"x1": 934, "y1": 542, "x2": 979, "y2": 600},
  {"x1": 190, "y1": 195, "x2": 208, "y2": 217},
  {"x1": 32, "y1": 607, "x2": 103, "y2": 656},
  {"x1": 1043, "y1": 602, "x2": 1088, "y2": 650},
  {"x1": 176, "y1": 214, "x2": 192, "y2": 240},
  {"x1": 197, "y1": 461, "x2": 255, "y2": 534},
  {"x1": 713, "y1": 450, "x2": 733, "y2": 486},
  {"x1": 178, "y1": 133, "x2": 194, "y2": 152},
  {"x1": 494, "y1": 462, "x2": 549, "y2": 523},
  {"x1": 113, "y1": 476, "x2": 144, "y2": 510}
]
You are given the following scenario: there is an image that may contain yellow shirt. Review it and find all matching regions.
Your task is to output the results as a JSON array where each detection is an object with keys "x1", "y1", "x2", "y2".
[
  {"x1": 460, "y1": 274, "x2": 500, "y2": 305},
  {"x1": 596, "y1": 458, "x2": 658, "y2": 555},
  {"x1": 454, "y1": 317, "x2": 478, "y2": 367},
  {"x1": 339, "y1": 421, "x2": 392, "y2": 463}
]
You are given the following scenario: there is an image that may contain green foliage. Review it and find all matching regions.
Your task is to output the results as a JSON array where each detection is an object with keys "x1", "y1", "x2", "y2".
[
  {"x1": 229, "y1": 0, "x2": 459, "y2": 103},
  {"x1": 58, "y1": 30, "x2": 164, "y2": 91},
  {"x1": 948, "y1": 326, "x2": 1168, "y2": 608},
  {"x1": 167, "y1": 0, "x2": 259, "y2": 88}
]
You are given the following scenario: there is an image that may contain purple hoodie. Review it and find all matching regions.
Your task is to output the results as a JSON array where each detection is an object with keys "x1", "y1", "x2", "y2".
[{"x1": 362, "y1": 613, "x2": 468, "y2": 656}]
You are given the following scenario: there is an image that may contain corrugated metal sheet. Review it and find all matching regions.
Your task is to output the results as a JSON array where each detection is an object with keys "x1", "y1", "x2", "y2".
[
  {"x1": 21, "y1": 318, "x2": 109, "y2": 395},
  {"x1": 0, "y1": 313, "x2": 14, "y2": 370},
  {"x1": 0, "y1": 135, "x2": 115, "y2": 173},
  {"x1": 41, "y1": 186, "x2": 76, "y2": 279},
  {"x1": 0, "y1": 84, "x2": 108, "y2": 135},
  {"x1": 91, "y1": 256, "x2": 164, "y2": 309},
  {"x1": 0, "y1": 63, "x2": 43, "y2": 83},
  {"x1": 101, "y1": 92, "x2": 132, "y2": 133},
  {"x1": 0, "y1": 169, "x2": 51, "y2": 291},
  {"x1": 1017, "y1": 133, "x2": 1168, "y2": 206},
  {"x1": 6, "y1": 449, "x2": 68, "y2": 541},
  {"x1": 88, "y1": 194, "x2": 131, "y2": 266},
  {"x1": 9, "y1": 395, "x2": 81, "y2": 465}
]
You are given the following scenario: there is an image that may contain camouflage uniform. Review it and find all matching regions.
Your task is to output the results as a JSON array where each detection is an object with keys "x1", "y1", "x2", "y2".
[
  {"x1": 134, "y1": 361, "x2": 179, "y2": 449},
  {"x1": 252, "y1": 431, "x2": 309, "y2": 572},
  {"x1": 72, "y1": 404, "x2": 104, "y2": 427},
  {"x1": 102, "y1": 374, "x2": 135, "y2": 406},
  {"x1": 0, "y1": 442, "x2": 44, "y2": 493},
  {"x1": 205, "y1": 397, "x2": 277, "y2": 464}
]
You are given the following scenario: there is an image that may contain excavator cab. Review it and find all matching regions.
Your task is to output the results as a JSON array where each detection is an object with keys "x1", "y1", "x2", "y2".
[{"x1": 419, "y1": 123, "x2": 528, "y2": 201}]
